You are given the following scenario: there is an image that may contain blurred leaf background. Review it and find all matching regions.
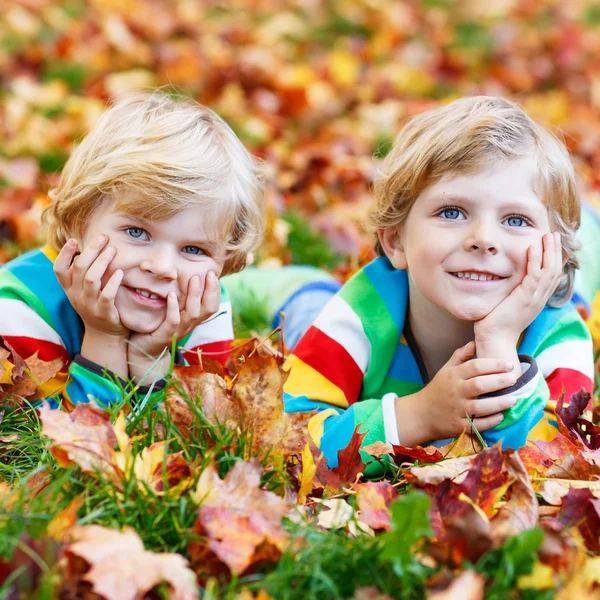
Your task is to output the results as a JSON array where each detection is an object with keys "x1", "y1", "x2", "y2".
[{"x1": 2, "y1": 0, "x2": 600, "y2": 276}]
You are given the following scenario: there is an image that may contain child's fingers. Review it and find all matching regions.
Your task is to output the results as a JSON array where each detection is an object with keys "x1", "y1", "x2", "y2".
[
  {"x1": 464, "y1": 371, "x2": 518, "y2": 397},
  {"x1": 184, "y1": 275, "x2": 204, "y2": 320},
  {"x1": 467, "y1": 395, "x2": 516, "y2": 418},
  {"x1": 446, "y1": 341, "x2": 476, "y2": 367},
  {"x1": 200, "y1": 271, "x2": 221, "y2": 316},
  {"x1": 98, "y1": 268, "x2": 124, "y2": 306},
  {"x1": 53, "y1": 239, "x2": 79, "y2": 288},
  {"x1": 459, "y1": 358, "x2": 514, "y2": 379},
  {"x1": 164, "y1": 291, "x2": 181, "y2": 330},
  {"x1": 470, "y1": 413, "x2": 504, "y2": 432},
  {"x1": 83, "y1": 246, "x2": 116, "y2": 294},
  {"x1": 71, "y1": 234, "x2": 109, "y2": 288}
]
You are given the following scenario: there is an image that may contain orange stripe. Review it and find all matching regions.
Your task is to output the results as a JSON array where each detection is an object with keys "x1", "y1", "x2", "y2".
[{"x1": 283, "y1": 355, "x2": 349, "y2": 409}]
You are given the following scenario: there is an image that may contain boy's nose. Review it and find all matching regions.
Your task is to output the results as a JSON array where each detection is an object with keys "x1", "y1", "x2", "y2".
[
  {"x1": 464, "y1": 226, "x2": 499, "y2": 255},
  {"x1": 140, "y1": 251, "x2": 177, "y2": 279}
]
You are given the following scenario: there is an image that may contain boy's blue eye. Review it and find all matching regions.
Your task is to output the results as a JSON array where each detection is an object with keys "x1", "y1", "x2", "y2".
[
  {"x1": 440, "y1": 207, "x2": 464, "y2": 220},
  {"x1": 126, "y1": 227, "x2": 147, "y2": 239},
  {"x1": 505, "y1": 216, "x2": 528, "y2": 227},
  {"x1": 183, "y1": 246, "x2": 206, "y2": 255}
]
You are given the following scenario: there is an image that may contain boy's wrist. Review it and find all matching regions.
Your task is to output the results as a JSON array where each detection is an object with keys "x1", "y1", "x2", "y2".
[
  {"x1": 80, "y1": 328, "x2": 129, "y2": 380},
  {"x1": 475, "y1": 335, "x2": 522, "y2": 378},
  {"x1": 394, "y1": 390, "x2": 432, "y2": 448}
]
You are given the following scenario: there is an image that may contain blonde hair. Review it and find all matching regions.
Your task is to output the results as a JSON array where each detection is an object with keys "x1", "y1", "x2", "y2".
[
  {"x1": 42, "y1": 91, "x2": 265, "y2": 275},
  {"x1": 369, "y1": 95, "x2": 581, "y2": 307}
]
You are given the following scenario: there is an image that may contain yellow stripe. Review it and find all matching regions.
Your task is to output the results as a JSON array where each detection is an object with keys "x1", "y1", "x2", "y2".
[
  {"x1": 31, "y1": 372, "x2": 70, "y2": 402},
  {"x1": 307, "y1": 409, "x2": 340, "y2": 447},
  {"x1": 41, "y1": 245, "x2": 59, "y2": 263},
  {"x1": 283, "y1": 355, "x2": 349, "y2": 409},
  {"x1": 527, "y1": 408, "x2": 559, "y2": 443}
]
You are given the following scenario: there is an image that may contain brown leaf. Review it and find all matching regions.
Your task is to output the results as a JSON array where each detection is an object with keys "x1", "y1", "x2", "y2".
[
  {"x1": 228, "y1": 342, "x2": 311, "y2": 459},
  {"x1": 189, "y1": 460, "x2": 290, "y2": 577},
  {"x1": 427, "y1": 569, "x2": 485, "y2": 600},
  {"x1": 533, "y1": 433, "x2": 599, "y2": 480},
  {"x1": 61, "y1": 525, "x2": 199, "y2": 600},
  {"x1": 556, "y1": 488, "x2": 600, "y2": 552},
  {"x1": 313, "y1": 426, "x2": 367, "y2": 493},
  {"x1": 47, "y1": 496, "x2": 84, "y2": 541},
  {"x1": 356, "y1": 481, "x2": 399, "y2": 531},
  {"x1": 39, "y1": 403, "x2": 119, "y2": 481},
  {"x1": 166, "y1": 366, "x2": 240, "y2": 437},
  {"x1": 489, "y1": 449, "x2": 539, "y2": 544}
]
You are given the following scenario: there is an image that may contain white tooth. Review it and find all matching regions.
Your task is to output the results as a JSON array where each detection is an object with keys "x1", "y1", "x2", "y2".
[
  {"x1": 477, "y1": 274, "x2": 486, "y2": 281},
  {"x1": 457, "y1": 272, "x2": 465, "y2": 278}
]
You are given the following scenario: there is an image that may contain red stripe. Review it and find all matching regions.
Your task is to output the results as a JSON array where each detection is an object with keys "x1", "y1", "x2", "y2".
[
  {"x1": 546, "y1": 367, "x2": 593, "y2": 406},
  {"x1": 292, "y1": 326, "x2": 363, "y2": 405},
  {"x1": 183, "y1": 339, "x2": 233, "y2": 366},
  {"x1": 3, "y1": 335, "x2": 70, "y2": 365}
]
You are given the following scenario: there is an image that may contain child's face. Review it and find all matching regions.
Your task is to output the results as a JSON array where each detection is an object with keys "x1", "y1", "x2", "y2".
[
  {"x1": 76, "y1": 199, "x2": 227, "y2": 334},
  {"x1": 383, "y1": 155, "x2": 554, "y2": 321}
]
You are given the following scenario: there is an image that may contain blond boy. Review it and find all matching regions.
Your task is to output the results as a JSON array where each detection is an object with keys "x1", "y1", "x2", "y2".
[
  {"x1": 283, "y1": 96, "x2": 594, "y2": 466},
  {"x1": 0, "y1": 92, "x2": 264, "y2": 408}
]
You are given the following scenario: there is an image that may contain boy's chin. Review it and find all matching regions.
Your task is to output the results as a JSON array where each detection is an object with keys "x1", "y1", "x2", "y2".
[
  {"x1": 120, "y1": 315, "x2": 161, "y2": 335},
  {"x1": 447, "y1": 303, "x2": 495, "y2": 322}
]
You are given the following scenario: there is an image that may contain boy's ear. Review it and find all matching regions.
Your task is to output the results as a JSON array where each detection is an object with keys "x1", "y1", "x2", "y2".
[{"x1": 378, "y1": 227, "x2": 408, "y2": 270}]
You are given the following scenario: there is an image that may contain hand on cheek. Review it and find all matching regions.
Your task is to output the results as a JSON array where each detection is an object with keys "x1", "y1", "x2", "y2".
[
  {"x1": 475, "y1": 232, "x2": 563, "y2": 349},
  {"x1": 128, "y1": 271, "x2": 221, "y2": 360}
]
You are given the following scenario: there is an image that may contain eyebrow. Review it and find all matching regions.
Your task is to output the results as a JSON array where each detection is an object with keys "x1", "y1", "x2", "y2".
[{"x1": 115, "y1": 213, "x2": 220, "y2": 251}]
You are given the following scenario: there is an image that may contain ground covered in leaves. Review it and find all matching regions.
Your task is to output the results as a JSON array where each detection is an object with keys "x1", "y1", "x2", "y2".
[{"x1": 3, "y1": 0, "x2": 600, "y2": 598}]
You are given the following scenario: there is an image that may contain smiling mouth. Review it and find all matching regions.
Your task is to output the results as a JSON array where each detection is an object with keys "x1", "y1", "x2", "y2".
[{"x1": 449, "y1": 271, "x2": 506, "y2": 282}]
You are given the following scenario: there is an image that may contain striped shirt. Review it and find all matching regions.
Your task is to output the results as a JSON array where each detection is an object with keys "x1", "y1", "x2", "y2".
[
  {"x1": 283, "y1": 257, "x2": 595, "y2": 467},
  {"x1": 0, "y1": 245, "x2": 234, "y2": 408}
]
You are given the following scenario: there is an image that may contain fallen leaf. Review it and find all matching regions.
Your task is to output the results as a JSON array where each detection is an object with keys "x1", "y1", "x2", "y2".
[
  {"x1": 356, "y1": 481, "x2": 398, "y2": 531},
  {"x1": 61, "y1": 525, "x2": 199, "y2": 600}
]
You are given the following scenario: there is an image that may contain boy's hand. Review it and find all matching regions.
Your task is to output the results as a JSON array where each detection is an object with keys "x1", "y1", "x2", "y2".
[
  {"x1": 475, "y1": 232, "x2": 562, "y2": 352},
  {"x1": 54, "y1": 235, "x2": 128, "y2": 338},
  {"x1": 396, "y1": 341, "x2": 518, "y2": 446},
  {"x1": 127, "y1": 271, "x2": 221, "y2": 376}
]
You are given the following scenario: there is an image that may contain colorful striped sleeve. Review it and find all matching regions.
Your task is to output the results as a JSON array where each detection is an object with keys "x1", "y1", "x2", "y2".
[
  {"x1": 179, "y1": 283, "x2": 234, "y2": 366},
  {"x1": 0, "y1": 248, "x2": 132, "y2": 409},
  {"x1": 481, "y1": 304, "x2": 594, "y2": 449},
  {"x1": 283, "y1": 291, "x2": 395, "y2": 468}
]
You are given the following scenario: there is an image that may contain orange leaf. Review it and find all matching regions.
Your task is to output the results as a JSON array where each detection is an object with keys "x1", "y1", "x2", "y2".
[
  {"x1": 227, "y1": 341, "x2": 311, "y2": 459},
  {"x1": 61, "y1": 525, "x2": 199, "y2": 600},
  {"x1": 39, "y1": 403, "x2": 119, "y2": 481},
  {"x1": 356, "y1": 481, "x2": 399, "y2": 531}
]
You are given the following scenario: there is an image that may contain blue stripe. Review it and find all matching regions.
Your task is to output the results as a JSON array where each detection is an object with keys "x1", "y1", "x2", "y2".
[
  {"x1": 363, "y1": 258, "x2": 408, "y2": 335},
  {"x1": 518, "y1": 304, "x2": 569, "y2": 356},
  {"x1": 320, "y1": 407, "x2": 356, "y2": 468},
  {"x1": 4, "y1": 249, "x2": 82, "y2": 357},
  {"x1": 482, "y1": 403, "x2": 545, "y2": 449},
  {"x1": 388, "y1": 343, "x2": 423, "y2": 384},
  {"x1": 283, "y1": 391, "x2": 344, "y2": 415}
]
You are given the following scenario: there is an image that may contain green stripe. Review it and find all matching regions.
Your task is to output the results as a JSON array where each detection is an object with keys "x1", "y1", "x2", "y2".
[
  {"x1": 535, "y1": 310, "x2": 590, "y2": 356},
  {"x1": 0, "y1": 268, "x2": 55, "y2": 330},
  {"x1": 377, "y1": 377, "x2": 423, "y2": 398},
  {"x1": 70, "y1": 361, "x2": 124, "y2": 394},
  {"x1": 339, "y1": 270, "x2": 399, "y2": 399}
]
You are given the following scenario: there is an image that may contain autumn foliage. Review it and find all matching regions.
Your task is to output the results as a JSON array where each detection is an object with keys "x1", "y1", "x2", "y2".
[{"x1": 3, "y1": 0, "x2": 600, "y2": 598}]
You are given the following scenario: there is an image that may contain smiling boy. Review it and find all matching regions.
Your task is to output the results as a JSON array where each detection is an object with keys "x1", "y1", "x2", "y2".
[
  {"x1": 0, "y1": 92, "x2": 264, "y2": 408},
  {"x1": 283, "y1": 96, "x2": 594, "y2": 466}
]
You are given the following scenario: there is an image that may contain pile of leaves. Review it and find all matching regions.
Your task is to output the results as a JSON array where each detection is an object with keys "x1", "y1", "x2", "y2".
[{"x1": 1, "y1": 334, "x2": 600, "y2": 599}]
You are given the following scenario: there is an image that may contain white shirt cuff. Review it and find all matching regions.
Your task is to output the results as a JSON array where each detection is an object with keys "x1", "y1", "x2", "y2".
[{"x1": 382, "y1": 392, "x2": 400, "y2": 446}]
